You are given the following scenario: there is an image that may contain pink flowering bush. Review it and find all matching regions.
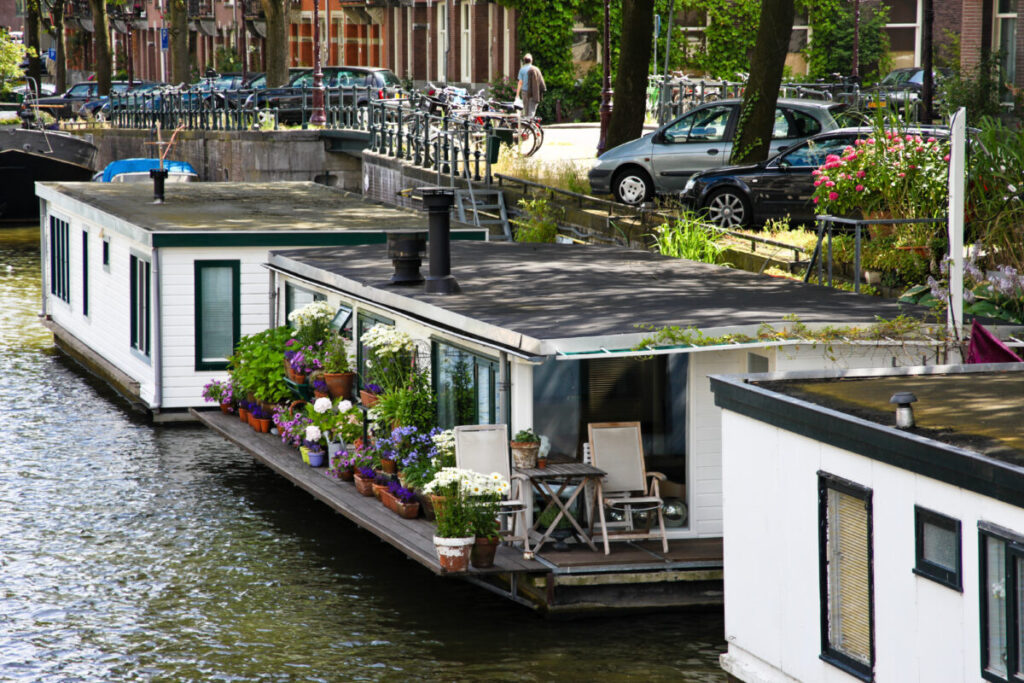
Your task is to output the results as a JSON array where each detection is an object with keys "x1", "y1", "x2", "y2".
[{"x1": 811, "y1": 130, "x2": 951, "y2": 220}]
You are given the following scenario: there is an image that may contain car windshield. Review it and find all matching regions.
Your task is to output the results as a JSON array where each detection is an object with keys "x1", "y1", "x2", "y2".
[
  {"x1": 67, "y1": 84, "x2": 93, "y2": 97},
  {"x1": 880, "y1": 70, "x2": 916, "y2": 86},
  {"x1": 779, "y1": 135, "x2": 861, "y2": 168},
  {"x1": 376, "y1": 70, "x2": 401, "y2": 87}
]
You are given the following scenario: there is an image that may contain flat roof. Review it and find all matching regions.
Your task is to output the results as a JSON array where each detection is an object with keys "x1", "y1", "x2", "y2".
[
  {"x1": 711, "y1": 364, "x2": 1024, "y2": 508},
  {"x1": 35, "y1": 181, "x2": 464, "y2": 248},
  {"x1": 270, "y1": 241, "x2": 933, "y2": 355}
]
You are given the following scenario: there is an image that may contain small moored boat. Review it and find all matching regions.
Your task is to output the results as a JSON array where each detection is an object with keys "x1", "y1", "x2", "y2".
[{"x1": 94, "y1": 158, "x2": 199, "y2": 183}]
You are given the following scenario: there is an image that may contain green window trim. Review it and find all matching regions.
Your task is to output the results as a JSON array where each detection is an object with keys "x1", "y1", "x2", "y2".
[
  {"x1": 356, "y1": 310, "x2": 394, "y2": 389},
  {"x1": 284, "y1": 282, "x2": 326, "y2": 327},
  {"x1": 979, "y1": 523, "x2": 1024, "y2": 682},
  {"x1": 129, "y1": 254, "x2": 151, "y2": 358},
  {"x1": 81, "y1": 230, "x2": 89, "y2": 317},
  {"x1": 913, "y1": 506, "x2": 962, "y2": 592},
  {"x1": 49, "y1": 216, "x2": 70, "y2": 304},
  {"x1": 194, "y1": 260, "x2": 241, "y2": 371}
]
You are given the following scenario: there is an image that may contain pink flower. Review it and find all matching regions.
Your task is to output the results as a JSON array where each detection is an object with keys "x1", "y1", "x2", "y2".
[
  {"x1": 855, "y1": 184, "x2": 864, "y2": 191},
  {"x1": 814, "y1": 180, "x2": 822, "y2": 187},
  {"x1": 813, "y1": 197, "x2": 819, "y2": 204},
  {"x1": 898, "y1": 172, "x2": 906, "y2": 178},
  {"x1": 856, "y1": 170, "x2": 866, "y2": 179},
  {"x1": 828, "y1": 191, "x2": 838, "y2": 201},
  {"x1": 825, "y1": 154, "x2": 840, "y2": 163},
  {"x1": 825, "y1": 181, "x2": 835, "y2": 187},
  {"x1": 944, "y1": 154, "x2": 950, "y2": 162},
  {"x1": 927, "y1": 137, "x2": 937, "y2": 142},
  {"x1": 811, "y1": 169, "x2": 821, "y2": 176}
]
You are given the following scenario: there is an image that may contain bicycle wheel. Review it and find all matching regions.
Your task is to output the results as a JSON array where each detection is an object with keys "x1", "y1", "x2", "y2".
[
  {"x1": 514, "y1": 120, "x2": 539, "y2": 156},
  {"x1": 527, "y1": 120, "x2": 543, "y2": 156}
]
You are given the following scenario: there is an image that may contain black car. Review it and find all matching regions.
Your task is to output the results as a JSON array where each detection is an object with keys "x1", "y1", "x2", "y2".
[
  {"x1": 34, "y1": 81, "x2": 149, "y2": 119},
  {"x1": 680, "y1": 126, "x2": 949, "y2": 229},
  {"x1": 244, "y1": 66, "x2": 403, "y2": 124}
]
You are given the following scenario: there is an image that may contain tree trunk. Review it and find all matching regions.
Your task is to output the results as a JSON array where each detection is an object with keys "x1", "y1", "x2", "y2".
[
  {"x1": 605, "y1": 0, "x2": 654, "y2": 151},
  {"x1": 52, "y1": 1, "x2": 67, "y2": 93},
  {"x1": 87, "y1": 0, "x2": 111, "y2": 95},
  {"x1": 261, "y1": 0, "x2": 289, "y2": 87},
  {"x1": 25, "y1": 0, "x2": 43, "y2": 87},
  {"x1": 169, "y1": 0, "x2": 190, "y2": 85},
  {"x1": 730, "y1": 0, "x2": 795, "y2": 164}
]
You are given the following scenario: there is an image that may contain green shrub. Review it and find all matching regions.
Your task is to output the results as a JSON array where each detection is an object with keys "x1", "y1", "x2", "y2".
[
  {"x1": 651, "y1": 214, "x2": 727, "y2": 264},
  {"x1": 513, "y1": 198, "x2": 560, "y2": 243},
  {"x1": 227, "y1": 326, "x2": 293, "y2": 404}
]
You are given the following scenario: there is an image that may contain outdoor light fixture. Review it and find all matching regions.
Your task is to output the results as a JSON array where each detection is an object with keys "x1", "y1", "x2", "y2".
[{"x1": 890, "y1": 391, "x2": 918, "y2": 429}]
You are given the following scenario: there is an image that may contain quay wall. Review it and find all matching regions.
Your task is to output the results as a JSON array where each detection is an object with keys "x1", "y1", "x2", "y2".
[{"x1": 85, "y1": 128, "x2": 362, "y2": 191}]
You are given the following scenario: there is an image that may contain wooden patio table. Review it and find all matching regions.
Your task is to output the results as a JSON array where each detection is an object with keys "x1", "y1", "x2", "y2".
[{"x1": 515, "y1": 460, "x2": 606, "y2": 553}]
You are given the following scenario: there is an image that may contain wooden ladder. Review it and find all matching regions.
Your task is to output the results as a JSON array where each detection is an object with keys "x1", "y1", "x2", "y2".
[{"x1": 454, "y1": 188, "x2": 512, "y2": 241}]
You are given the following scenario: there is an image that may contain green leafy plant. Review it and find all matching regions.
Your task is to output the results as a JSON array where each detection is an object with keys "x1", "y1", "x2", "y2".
[
  {"x1": 513, "y1": 198, "x2": 560, "y2": 243},
  {"x1": 512, "y1": 428, "x2": 539, "y2": 443},
  {"x1": 803, "y1": 0, "x2": 891, "y2": 83},
  {"x1": 372, "y1": 371, "x2": 437, "y2": 433},
  {"x1": 651, "y1": 214, "x2": 728, "y2": 264},
  {"x1": 227, "y1": 326, "x2": 294, "y2": 404},
  {"x1": 938, "y1": 53, "x2": 1014, "y2": 125},
  {"x1": 321, "y1": 334, "x2": 351, "y2": 374},
  {"x1": 965, "y1": 117, "x2": 1024, "y2": 271}
]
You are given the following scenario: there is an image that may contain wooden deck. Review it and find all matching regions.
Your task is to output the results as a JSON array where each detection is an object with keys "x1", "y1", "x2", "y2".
[{"x1": 193, "y1": 409, "x2": 724, "y2": 614}]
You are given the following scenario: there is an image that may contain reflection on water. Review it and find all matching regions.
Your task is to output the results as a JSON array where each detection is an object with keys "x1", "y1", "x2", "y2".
[{"x1": 0, "y1": 226, "x2": 726, "y2": 681}]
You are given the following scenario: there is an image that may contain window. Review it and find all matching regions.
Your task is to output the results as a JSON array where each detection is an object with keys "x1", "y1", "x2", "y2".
[
  {"x1": 356, "y1": 311, "x2": 394, "y2": 387},
  {"x1": 979, "y1": 524, "x2": 1024, "y2": 682},
  {"x1": 49, "y1": 216, "x2": 70, "y2": 304},
  {"x1": 81, "y1": 231, "x2": 88, "y2": 317},
  {"x1": 433, "y1": 341, "x2": 498, "y2": 428},
  {"x1": 460, "y1": 0, "x2": 471, "y2": 82},
  {"x1": 780, "y1": 135, "x2": 859, "y2": 168},
  {"x1": 194, "y1": 261, "x2": 239, "y2": 371},
  {"x1": 129, "y1": 254, "x2": 151, "y2": 357},
  {"x1": 818, "y1": 472, "x2": 874, "y2": 681},
  {"x1": 102, "y1": 238, "x2": 110, "y2": 269},
  {"x1": 284, "y1": 282, "x2": 324, "y2": 325},
  {"x1": 994, "y1": 0, "x2": 1018, "y2": 100},
  {"x1": 664, "y1": 105, "x2": 732, "y2": 143},
  {"x1": 914, "y1": 507, "x2": 962, "y2": 590}
]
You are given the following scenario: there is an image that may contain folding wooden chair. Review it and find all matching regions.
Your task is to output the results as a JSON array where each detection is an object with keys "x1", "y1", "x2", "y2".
[
  {"x1": 453, "y1": 424, "x2": 531, "y2": 553},
  {"x1": 587, "y1": 421, "x2": 668, "y2": 555}
]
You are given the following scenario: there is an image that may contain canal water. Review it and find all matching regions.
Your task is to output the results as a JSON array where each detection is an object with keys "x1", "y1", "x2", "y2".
[{"x1": 0, "y1": 226, "x2": 727, "y2": 682}]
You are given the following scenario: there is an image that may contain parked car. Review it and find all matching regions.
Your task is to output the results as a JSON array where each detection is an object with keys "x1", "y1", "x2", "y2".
[
  {"x1": 34, "y1": 80, "x2": 152, "y2": 119},
  {"x1": 243, "y1": 66, "x2": 403, "y2": 124},
  {"x1": 588, "y1": 98, "x2": 846, "y2": 205},
  {"x1": 679, "y1": 125, "x2": 949, "y2": 229},
  {"x1": 864, "y1": 67, "x2": 952, "y2": 113},
  {"x1": 80, "y1": 81, "x2": 165, "y2": 120}
]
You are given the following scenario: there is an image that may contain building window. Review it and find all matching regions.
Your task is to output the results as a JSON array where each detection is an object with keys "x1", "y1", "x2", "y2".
[
  {"x1": 49, "y1": 216, "x2": 70, "y2": 304},
  {"x1": 979, "y1": 524, "x2": 1024, "y2": 681},
  {"x1": 460, "y1": 0, "x2": 471, "y2": 82},
  {"x1": 102, "y1": 239, "x2": 110, "y2": 269},
  {"x1": 284, "y1": 282, "x2": 325, "y2": 324},
  {"x1": 994, "y1": 0, "x2": 1018, "y2": 99},
  {"x1": 129, "y1": 254, "x2": 151, "y2": 357},
  {"x1": 433, "y1": 341, "x2": 498, "y2": 428},
  {"x1": 818, "y1": 472, "x2": 874, "y2": 681},
  {"x1": 914, "y1": 507, "x2": 962, "y2": 590},
  {"x1": 356, "y1": 311, "x2": 395, "y2": 388},
  {"x1": 81, "y1": 231, "x2": 89, "y2": 316},
  {"x1": 194, "y1": 261, "x2": 239, "y2": 371}
]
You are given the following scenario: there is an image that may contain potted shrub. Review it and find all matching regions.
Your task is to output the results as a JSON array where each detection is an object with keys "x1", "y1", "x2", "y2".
[
  {"x1": 228, "y1": 326, "x2": 293, "y2": 408},
  {"x1": 510, "y1": 428, "x2": 541, "y2": 469},
  {"x1": 424, "y1": 467, "x2": 477, "y2": 573},
  {"x1": 322, "y1": 334, "x2": 356, "y2": 400},
  {"x1": 469, "y1": 473, "x2": 508, "y2": 569}
]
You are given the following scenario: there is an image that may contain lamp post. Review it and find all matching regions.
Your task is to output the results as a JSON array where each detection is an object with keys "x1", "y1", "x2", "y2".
[
  {"x1": 239, "y1": 0, "x2": 248, "y2": 82},
  {"x1": 310, "y1": 0, "x2": 326, "y2": 125},
  {"x1": 850, "y1": 0, "x2": 860, "y2": 83},
  {"x1": 597, "y1": 0, "x2": 612, "y2": 156}
]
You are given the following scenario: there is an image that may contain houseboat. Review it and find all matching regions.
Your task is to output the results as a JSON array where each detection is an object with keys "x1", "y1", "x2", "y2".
[
  {"x1": 251, "y1": 207, "x2": 966, "y2": 608},
  {"x1": 711, "y1": 363, "x2": 1024, "y2": 683},
  {"x1": 35, "y1": 180, "x2": 487, "y2": 420}
]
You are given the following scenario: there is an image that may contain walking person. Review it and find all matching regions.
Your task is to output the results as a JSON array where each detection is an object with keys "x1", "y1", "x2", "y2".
[{"x1": 515, "y1": 53, "x2": 546, "y2": 118}]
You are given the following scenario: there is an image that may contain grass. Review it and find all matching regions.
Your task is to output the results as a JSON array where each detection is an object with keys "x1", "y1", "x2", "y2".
[{"x1": 491, "y1": 150, "x2": 590, "y2": 194}]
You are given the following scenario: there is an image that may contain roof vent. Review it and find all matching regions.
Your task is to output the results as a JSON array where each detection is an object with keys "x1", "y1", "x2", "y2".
[
  {"x1": 386, "y1": 230, "x2": 426, "y2": 285},
  {"x1": 421, "y1": 187, "x2": 460, "y2": 295},
  {"x1": 890, "y1": 392, "x2": 917, "y2": 429},
  {"x1": 150, "y1": 168, "x2": 168, "y2": 204}
]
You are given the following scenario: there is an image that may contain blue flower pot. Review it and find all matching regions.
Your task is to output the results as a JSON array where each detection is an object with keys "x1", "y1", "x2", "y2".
[{"x1": 307, "y1": 449, "x2": 326, "y2": 467}]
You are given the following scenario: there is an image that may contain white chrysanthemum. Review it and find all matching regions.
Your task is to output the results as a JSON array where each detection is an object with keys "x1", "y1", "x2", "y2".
[
  {"x1": 313, "y1": 397, "x2": 332, "y2": 414},
  {"x1": 337, "y1": 399, "x2": 353, "y2": 412},
  {"x1": 305, "y1": 425, "x2": 322, "y2": 442}
]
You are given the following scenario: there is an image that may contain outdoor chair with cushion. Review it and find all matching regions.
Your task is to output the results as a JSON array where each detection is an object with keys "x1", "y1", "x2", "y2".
[
  {"x1": 587, "y1": 421, "x2": 669, "y2": 555},
  {"x1": 453, "y1": 424, "x2": 531, "y2": 553}
]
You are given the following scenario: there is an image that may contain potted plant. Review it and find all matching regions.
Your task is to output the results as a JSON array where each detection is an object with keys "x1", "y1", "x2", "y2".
[
  {"x1": 250, "y1": 404, "x2": 272, "y2": 433},
  {"x1": 310, "y1": 372, "x2": 329, "y2": 399},
  {"x1": 359, "y1": 382, "x2": 383, "y2": 408},
  {"x1": 424, "y1": 467, "x2": 477, "y2": 573},
  {"x1": 372, "y1": 471, "x2": 391, "y2": 502},
  {"x1": 322, "y1": 334, "x2": 356, "y2": 400},
  {"x1": 303, "y1": 424, "x2": 326, "y2": 466},
  {"x1": 353, "y1": 466, "x2": 376, "y2": 496},
  {"x1": 201, "y1": 378, "x2": 233, "y2": 413},
  {"x1": 469, "y1": 472, "x2": 509, "y2": 569},
  {"x1": 388, "y1": 481, "x2": 421, "y2": 519},
  {"x1": 510, "y1": 428, "x2": 541, "y2": 469},
  {"x1": 228, "y1": 326, "x2": 294, "y2": 407}
]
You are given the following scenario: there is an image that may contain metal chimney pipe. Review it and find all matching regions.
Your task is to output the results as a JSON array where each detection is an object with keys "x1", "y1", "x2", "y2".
[
  {"x1": 421, "y1": 187, "x2": 460, "y2": 295},
  {"x1": 890, "y1": 392, "x2": 917, "y2": 429},
  {"x1": 150, "y1": 167, "x2": 169, "y2": 204}
]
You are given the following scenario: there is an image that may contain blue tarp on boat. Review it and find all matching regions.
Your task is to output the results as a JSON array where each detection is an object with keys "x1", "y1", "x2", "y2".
[{"x1": 97, "y1": 158, "x2": 198, "y2": 183}]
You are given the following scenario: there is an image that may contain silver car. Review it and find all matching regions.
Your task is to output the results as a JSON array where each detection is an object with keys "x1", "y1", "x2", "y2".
[{"x1": 588, "y1": 98, "x2": 846, "y2": 205}]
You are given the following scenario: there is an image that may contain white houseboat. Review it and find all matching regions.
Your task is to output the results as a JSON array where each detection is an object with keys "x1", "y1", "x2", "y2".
[
  {"x1": 711, "y1": 363, "x2": 1024, "y2": 683},
  {"x1": 35, "y1": 180, "x2": 486, "y2": 419},
  {"x1": 264, "y1": 223, "x2": 956, "y2": 547}
]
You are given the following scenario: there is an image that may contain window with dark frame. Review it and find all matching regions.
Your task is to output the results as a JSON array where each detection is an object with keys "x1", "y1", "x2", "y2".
[
  {"x1": 49, "y1": 216, "x2": 70, "y2": 304},
  {"x1": 81, "y1": 230, "x2": 89, "y2": 316},
  {"x1": 129, "y1": 254, "x2": 151, "y2": 357},
  {"x1": 102, "y1": 239, "x2": 110, "y2": 269},
  {"x1": 914, "y1": 507, "x2": 962, "y2": 591},
  {"x1": 818, "y1": 472, "x2": 874, "y2": 682},
  {"x1": 979, "y1": 524, "x2": 1024, "y2": 682},
  {"x1": 432, "y1": 340, "x2": 498, "y2": 429},
  {"x1": 194, "y1": 261, "x2": 239, "y2": 371},
  {"x1": 356, "y1": 311, "x2": 394, "y2": 388},
  {"x1": 284, "y1": 282, "x2": 325, "y2": 325}
]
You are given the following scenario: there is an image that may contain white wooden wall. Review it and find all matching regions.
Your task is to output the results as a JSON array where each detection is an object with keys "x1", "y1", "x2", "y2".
[{"x1": 720, "y1": 409, "x2": 1024, "y2": 683}]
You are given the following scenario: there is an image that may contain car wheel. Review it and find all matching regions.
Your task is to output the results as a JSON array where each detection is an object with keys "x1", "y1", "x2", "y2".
[
  {"x1": 612, "y1": 168, "x2": 653, "y2": 205},
  {"x1": 703, "y1": 187, "x2": 751, "y2": 229}
]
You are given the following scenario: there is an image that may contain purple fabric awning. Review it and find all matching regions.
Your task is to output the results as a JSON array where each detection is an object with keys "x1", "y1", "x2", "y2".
[{"x1": 966, "y1": 319, "x2": 1023, "y2": 364}]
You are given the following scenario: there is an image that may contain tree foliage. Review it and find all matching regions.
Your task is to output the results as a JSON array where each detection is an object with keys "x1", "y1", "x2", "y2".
[
  {"x1": 803, "y1": 0, "x2": 891, "y2": 81},
  {"x1": 679, "y1": 0, "x2": 759, "y2": 79},
  {"x1": 0, "y1": 30, "x2": 26, "y2": 92}
]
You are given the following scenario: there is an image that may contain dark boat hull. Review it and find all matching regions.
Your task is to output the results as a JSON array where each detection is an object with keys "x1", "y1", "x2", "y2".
[{"x1": 0, "y1": 128, "x2": 98, "y2": 223}]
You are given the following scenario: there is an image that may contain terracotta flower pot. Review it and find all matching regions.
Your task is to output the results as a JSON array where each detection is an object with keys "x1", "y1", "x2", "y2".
[
  {"x1": 381, "y1": 490, "x2": 398, "y2": 512},
  {"x1": 238, "y1": 407, "x2": 249, "y2": 423},
  {"x1": 372, "y1": 482, "x2": 388, "y2": 501},
  {"x1": 433, "y1": 536, "x2": 474, "y2": 573},
  {"x1": 220, "y1": 402, "x2": 230, "y2": 414},
  {"x1": 380, "y1": 458, "x2": 397, "y2": 474},
  {"x1": 339, "y1": 467, "x2": 354, "y2": 482},
  {"x1": 256, "y1": 417, "x2": 271, "y2": 433},
  {"x1": 324, "y1": 372, "x2": 356, "y2": 400},
  {"x1": 354, "y1": 474, "x2": 375, "y2": 496},
  {"x1": 395, "y1": 500, "x2": 420, "y2": 519},
  {"x1": 359, "y1": 389, "x2": 379, "y2": 407},
  {"x1": 471, "y1": 536, "x2": 500, "y2": 569},
  {"x1": 510, "y1": 441, "x2": 540, "y2": 469}
]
